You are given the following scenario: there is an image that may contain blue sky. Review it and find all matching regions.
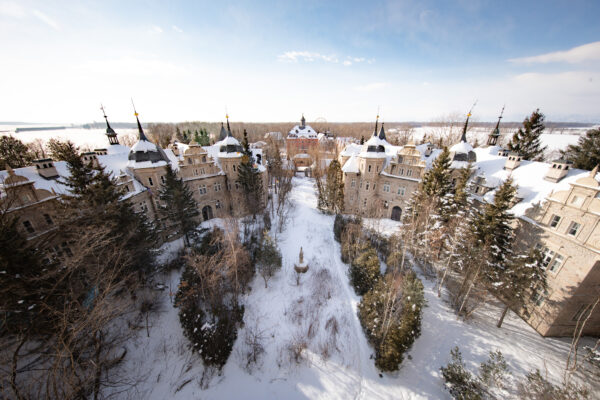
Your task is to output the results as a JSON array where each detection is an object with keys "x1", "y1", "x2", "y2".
[{"x1": 1, "y1": 0, "x2": 599, "y2": 123}]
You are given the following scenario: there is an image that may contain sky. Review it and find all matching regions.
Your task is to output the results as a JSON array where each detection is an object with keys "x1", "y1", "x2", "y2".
[{"x1": 1, "y1": 0, "x2": 599, "y2": 124}]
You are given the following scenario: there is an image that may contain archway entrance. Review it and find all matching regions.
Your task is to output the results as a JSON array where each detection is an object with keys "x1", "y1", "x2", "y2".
[
  {"x1": 202, "y1": 205, "x2": 213, "y2": 221},
  {"x1": 391, "y1": 206, "x2": 402, "y2": 221}
]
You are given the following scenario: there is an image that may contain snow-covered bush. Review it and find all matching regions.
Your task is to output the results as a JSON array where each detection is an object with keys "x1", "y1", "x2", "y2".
[
  {"x1": 350, "y1": 245, "x2": 381, "y2": 295},
  {"x1": 358, "y1": 271, "x2": 425, "y2": 371},
  {"x1": 516, "y1": 370, "x2": 590, "y2": 400},
  {"x1": 478, "y1": 350, "x2": 509, "y2": 390}
]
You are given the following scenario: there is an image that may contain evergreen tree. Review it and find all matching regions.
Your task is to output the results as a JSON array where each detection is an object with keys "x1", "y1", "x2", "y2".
[
  {"x1": 199, "y1": 128, "x2": 210, "y2": 146},
  {"x1": 158, "y1": 165, "x2": 199, "y2": 246},
  {"x1": 360, "y1": 136, "x2": 365, "y2": 145},
  {"x1": 324, "y1": 159, "x2": 345, "y2": 214},
  {"x1": 350, "y1": 245, "x2": 381, "y2": 295},
  {"x1": 237, "y1": 130, "x2": 264, "y2": 218},
  {"x1": 47, "y1": 138, "x2": 79, "y2": 162},
  {"x1": 507, "y1": 109, "x2": 547, "y2": 161},
  {"x1": 421, "y1": 146, "x2": 453, "y2": 199},
  {"x1": 0, "y1": 136, "x2": 33, "y2": 169},
  {"x1": 256, "y1": 231, "x2": 282, "y2": 288},
  {"x1": 561, "y1": 128, "x2": 600, "y2": 171}
]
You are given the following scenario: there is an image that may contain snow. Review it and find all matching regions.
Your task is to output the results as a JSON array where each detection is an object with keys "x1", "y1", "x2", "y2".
[
  {"x1": 216, "y1": 135, "x2": 241, "y2": 146},
  {"x1": 114, "y1": 177, "x2": 595, "y2": 399},
  {"x1": 131, "y1": 139, "x2": 158, "y2": 153},
  {"x1": 449, "y1": 140, "x2": 473, "y2": 154},
  {"x1": 341, "y1": 155, "x2": 359, "y2": 173},
  {"x1": 288, "y1": 125, "x2": 317, "y2": 138}
]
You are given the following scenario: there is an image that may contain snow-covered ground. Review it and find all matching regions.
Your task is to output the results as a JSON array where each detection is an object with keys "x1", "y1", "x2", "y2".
[
  {"x1": 0, "y1": 126, "x2": 138, "y2": 150},
  {"x1": 116, "y1": 177, "x2": 595, "y2": 399}
]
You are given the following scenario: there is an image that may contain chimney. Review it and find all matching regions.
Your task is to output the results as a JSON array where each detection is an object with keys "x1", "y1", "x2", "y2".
[
  {"x1": 80, "y1": 152, "x2": 99, "y2": 168},
  {"x1": 504, "y1": 152, "x2": 522, "y2": 171},
  {"x1": 424, "y1": 143, "x2": 433, "y2": 157},
  {"x1": 545, "y1": 159, "x2": 572, "y2": 183},
  {"x1": 497, "y1": 148, "x2": 509, "y2": 157},
  {"x1": 33, "y1": 159, "x2": 59, "y2": 179},
  {"x1": 94, "y1": 148, "x2": 108, "y2": 156}
]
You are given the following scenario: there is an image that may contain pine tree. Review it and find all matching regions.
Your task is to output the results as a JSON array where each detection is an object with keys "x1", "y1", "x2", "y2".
[
  {"x1": 325, "y1": 159, "x2": 345, "y2": 214},
  {"x1": 256, "y1": 231, "x2": 282, "y2": 288},
  {"x1": 561, "y1": 128, "x2": 600, "y2": 171},
  {"x1": 199, "y1": 128, "x2": 210, "y2": 146},
  {"x1": 507, "y1": 109, "x2": 547, "y2": 161},
  {"x1": 237, "y1": 130, "x2": 264, "y2": 218},
  {"x1": 350, "y1": 245, "x2": 381, "y2": 295},
  {"x1": 0, "y1": 136, "x2": 34, "y2": 169},
  {"x1": 158, "y1": 165, "x2": 199, "y2": 246},
  {"x1": 422, "y1": 146, "x2": 453, "y2": 198}
]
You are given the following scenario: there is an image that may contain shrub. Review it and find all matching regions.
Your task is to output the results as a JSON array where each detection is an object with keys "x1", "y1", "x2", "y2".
[
  {"x1": 440, "y1": 347, "x2": 483, "y2": 400},
  {"x1": 517, "y1": 370, "x2": 590, "y2": 400},
  {"x1": 350, "y1": 245, "x2": 381, "y2": 295}
]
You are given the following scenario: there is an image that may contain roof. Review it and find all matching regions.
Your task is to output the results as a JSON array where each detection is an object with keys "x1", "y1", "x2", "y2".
[
  {"x1": 288, "y1": 124, "x2": 317, "y2": 139},
  {"x1": 342, "y1": 155, "x2": 359, "y2": 173}
]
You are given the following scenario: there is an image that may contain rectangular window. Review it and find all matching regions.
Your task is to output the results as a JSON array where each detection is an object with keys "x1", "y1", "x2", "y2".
[
  {"x1": 216, "y1": 200, "x2": 221, "y2": 209},
  {"x1": 351, "y1": 179, "x2": 356, "y2": 188},
  {"x1": 214, "y1": 183, "x2": 221, "y2": 191},
  {"x1": 549, "y1": 215, "x2": 561, "y2": 228},
  {"x1": 233, "y1": 165, "x2": 236, "y2": 172},
  {"x1": 23, "y1": 220, "x2": 34, "y2": 233},
  {"x1": 407, "y1": 169, "x2": 413, "y2": 177},
  {"x1": 398, "y1": 187, "x2": 405, "y2": 196},
  {"x1": 530, "y1": 289, "x2": 546, "y2": 306},
  {"x1": 399, "y1": 168, "x2": 404, "y2": 175},
  {"x1": 199, "y1": 185, "x2": 207, "y2": 195},
  {"x1": 549, "y1": 254, "x2": 564, "y2": 272},
  {"x1": 44, "y1": 214, "x2": 53, "y2": 225},
  {"x1": 368, "y1": 165, "x2": 372, "y2": 173},
  {"x1": 567, "y1": 222, "x2": 581, "y2": 236},
  {"x1": 194, "y1": 169, "x2": 198, "y2": 176},
  {"x1": 148, "y1": 177, "x2": 154, "y2": 186},
  {"x1": 160, "y1": 175, "x2": 166, "y2": 184},
  {"x1": 200, "y1": 168, "x2": 205, "y2": 175},
  {"x1": 383, "y1": 183, "x2": 390, "y2": 193},
  {"x1": 541, "y1": 248, "x2": 555, "y2": 269},
  {"x1": 365, "y1": 182, "x2": 369, "y2": 190}
]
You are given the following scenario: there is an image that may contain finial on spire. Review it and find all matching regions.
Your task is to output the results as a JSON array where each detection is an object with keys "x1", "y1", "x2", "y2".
[
  {"x1": 226, "y1": 113, "x2": 232, "y2": 136},
  {"x1": 374, "y1": 112, "x2": 379, "y2": 137},
  {"x1": 461, "y1": 100, "x2": 477, "y2": 142},
  {"x1": 131, "y1": 99, "x2": 149, "y2": 142}
]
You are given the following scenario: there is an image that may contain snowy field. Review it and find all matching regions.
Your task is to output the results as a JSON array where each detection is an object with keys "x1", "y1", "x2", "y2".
[{"x1": 115, "y1": 177, "x2": 595, "y2": 399}]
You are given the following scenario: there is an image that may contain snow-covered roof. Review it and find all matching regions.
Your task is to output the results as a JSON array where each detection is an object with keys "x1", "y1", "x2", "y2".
[
  {"x1": 131, "y1": 139, "x2": 157, "y2": 153},
  {"x1": 450, "y1": 141, "x2": 474, "y2": 154},
  {"x1": 471, "y1": 146, "x2": 598, "y2": 216},
  {"x1": 342, "y1": 155, "x2": 359, "y2": 173},
  {"x1": 288, "y1": 124, "x2": 317, "y2": 138}
]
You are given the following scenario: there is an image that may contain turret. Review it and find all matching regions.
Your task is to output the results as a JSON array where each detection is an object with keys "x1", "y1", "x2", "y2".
[
  {"x1": 101, "y1": 105, "x2": 119, "y2": 145},
  {"x1": 487, "y1": 106, "x2": 504, "y2": 146}
]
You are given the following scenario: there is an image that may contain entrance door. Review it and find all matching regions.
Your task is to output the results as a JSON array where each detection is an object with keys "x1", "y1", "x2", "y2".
[
  {"x1": 202, "y1": 205, "x2": 213, "y2": 221},
  {"x1": 391, "y1": 206, "x2": 402, "y2": 221}
]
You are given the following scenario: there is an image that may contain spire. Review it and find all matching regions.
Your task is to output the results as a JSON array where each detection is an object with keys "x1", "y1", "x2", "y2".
[
  {"x1": 461, "y1": 101, "x2": 477, "y2": 143},
  {"x1": 378, "y1": 122, "x2": 386, "y2": 140},
  {"x1": 226, "y1": 113, "x2": 232, "y2": 137},
  {"x1": 373, "y1": 113, "x2": 379, "y2": 137},
  {"x1": 100, "y1": 104, "x2": 116, "y2": 135},
  {"x1": 301, "y1": 114, "x2": 306, "y2": 129},
  {"x1": 493, "y1": 105, "x2": 505, "y2": 133},
  {"x1": 132, "y1": 100, "x2": 149, "y2": 142},
  {"x1": 219, "y1": 122, "x2": 228, "y2": 141}
]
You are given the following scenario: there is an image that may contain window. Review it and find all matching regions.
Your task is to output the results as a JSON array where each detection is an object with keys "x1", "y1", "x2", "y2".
[
  {"x1": 199, "y1": 185, "x2": 207, "y2": 195},
  {"x1": 530, "y1": 288, "x2": 546, "y2": 306},
  {"x1": 123, "y1": 185, "x2": 130, "y2": 192},
  {"x1": 368, "y1": 165, "x2": 372, "y2": 173},
  {"x1": 399, "y1": 168, "x2": 404, "y2": 175},
  {"x1": 541, "y1": 248, "x2": 555, "y2": 269},
  {"x1": 373, "y1": 183, "x2": 376, "y2": 191},
  {"x1": 475, "y1": 186, "x2": 480, "y2": 194},
  {"x1": 363, "y1": 199, "x2": 367, "y2": 207},
  {"x1": 139, "y1": 202, "x2": 148, "y2": 212},
  {"x1": 549, "y1": 254, "x2": 564, "y2": 273},
  {"x1": 188, "y1": 158, "x2": 193, "y2": 164},
  {"x1": 194, "y1": 169, "x2": 198, "y2": 176},
  {"x1": 160, "y1": 175, "x2": 166, "y2": 184},
  {"x1": 214, "y1": 183, "x2": 221, "y2": 192},
  {"x1": 22, "y1": 220, "x2": 34, "y2": 233},
  {"x1": 202, "y1": 156, "x2": 206, "y2": 163},
  {"x1": 365, "y1": 182, "x2": 370, "y2": 190},
  {"x1": 549, "y1": 215, "x2": 561, "y2": 228},
  {"x1": 398, "y1": 187, "x2": 406, "y2": 196},
  {"x1": 383, "y1": 183, "x2": 390, "y2": 193},
  {"x1": 407, "y1": 169, "x2": 413, "y2": 177},
  {"x1": 216, "y1": 200, "x2": 221, "y2": 209},
  {"x1": 148, "y1": 177, "x2": 154, "y2": 186},
  {"x1": 235, "y1": 182, "x2": 239, "y2": 190},
  {"x1": 390, "y1": 165, "x2": 396, "y2": 174},
  {"x1": 570, "y1": 195, "x2": 584, "y2": 207},
  {"x1": 567, "y1": 222, "x2": 581, "y2": 236},
  {"x1": 383, "y1": 200, "x2": 389, "y2": 209},
  {"x1": 44, "y1": 214, "x2": 53, "y2": 225},
  {"x1": 200, "y1": 168, "x2": 205, "y2": 175},
  {"x1": 233, "y1": 165, "x2": 236, "y2": 172},
  {"x1": 351, "y1": 179, "x2": 356, "y2": 188}
]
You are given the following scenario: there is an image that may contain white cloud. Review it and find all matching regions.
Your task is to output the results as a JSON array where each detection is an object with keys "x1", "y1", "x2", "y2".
[
  {"x1": 354, "y1": 82, "x2": 388, "y2": 91},
  {"x1": 32, "y1": 9, "x2": 59, "y2": 30},
  {"x1": 508, "y1": 41, "x2": 600, "y2": 64},
  {"x1": 343, "y1": 60, "x2": 352, "y2": 66},
  {"x1": 149, "y1": 25, "x2": 163, "y2": 34},
  {"x1": 172, "y1": 25, "x2": 183, "y2": 33},
  {"x1": 277, "y1": 51, "x2": 339, "y2": 63}
]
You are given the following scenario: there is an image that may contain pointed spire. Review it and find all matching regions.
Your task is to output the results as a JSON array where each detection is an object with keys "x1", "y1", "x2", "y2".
[
  {"x1": 226, "y1": 113, "x2": 232, "y2": 136},
  {"x1": 301, "y1": 114, "x2": 306, "y2": 129},
  {"x1": 461, "y1": 101, "x2": 477, "y2": 143},
  {"x1": 373, "y1": 113, "x2": 379, "y2": 137},
  {"x1": 219, "y1": 122, "x2": 228, "y2": 141},
  {"x1": 493, "y1": 105, "x2": 505, "y2": 133},
  {"x1": 132, "y1": 99, "x2": 149, "y2": 142},
  {"x1": 100, "y1": 104, "x2": 116, "y2": 135},
  {"x1": 378, "y1": 122, "x2": 386, "y2": 140}
]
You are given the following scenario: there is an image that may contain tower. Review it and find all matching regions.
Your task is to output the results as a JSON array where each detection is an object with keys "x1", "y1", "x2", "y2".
[
  {"x1": 300, "y1": 114, "x2": 306, "y2": 129},
  {"x1": 101, "y1": 105, "x2": 119, "y2": 145},
  {"x1": 487, "y1": 106, "x2": 504, "y2": 146}
]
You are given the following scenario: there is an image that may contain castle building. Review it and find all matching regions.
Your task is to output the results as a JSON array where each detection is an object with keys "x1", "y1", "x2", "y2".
[
  {"x1": 286, "y1": 114, "x2": 319, "y2": 168},
  {"x1": 338, "y1": 113, "x2": 600, "y2": 337},
  {"x1": 0, "y1": 110, "x2": 268, "y2": 250}
]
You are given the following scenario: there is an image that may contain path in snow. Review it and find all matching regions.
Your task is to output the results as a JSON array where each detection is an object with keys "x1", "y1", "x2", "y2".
[{"x1": 120, "y1": 177, "x2": 594, "y2": 399}]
